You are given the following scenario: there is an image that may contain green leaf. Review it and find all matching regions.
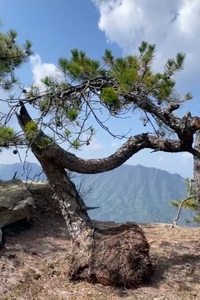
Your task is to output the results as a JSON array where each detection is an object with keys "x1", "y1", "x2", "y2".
[
  {"x1": 72, "y1": 139, "x2": 80, "y2": 149},
  {"x1": 7, "y1": 29, "x2": 18, "y2": 40},
  {"x1": 0, "y1": 126, "x2": 15, "y2": 146},
  {"x1": 103, "y1": 49, "x2": 114, "y2": 65},
  {"x1": 37, "y1": 136, "x2": 52, "y2": 149},
  {"x1": 176, "y1": 52, "x2": 185, "y2": 69},
  {"x1": 41, "y1": 76, "x2": 55, "y2": 87},
  {"x1": 101, "y1": 87, "x2": 119, "y2": 105},
  {"x1": 184, "y1": 92, "x2": 193, "y2": 101},
  {"x1": 24, "y1": 120, "x2": 38, "y2": 141},
  {"x1": 67, "y1": 108, "x2": 79, "y2": 121},
  {"x1": 138, "y1": 41, "x2": 148, "y2": 54},
  {"x1": 58, "y1": 57, "x2": 70, "y2": 74},
  {"x1": 64, "y1": 129, "x2": 71, "y2": 137}
]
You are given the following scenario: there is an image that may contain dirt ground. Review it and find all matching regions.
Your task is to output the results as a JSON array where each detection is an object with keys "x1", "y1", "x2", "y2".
[{"x1": 0, "y1": 212, "x2": 200, "y2": 300}]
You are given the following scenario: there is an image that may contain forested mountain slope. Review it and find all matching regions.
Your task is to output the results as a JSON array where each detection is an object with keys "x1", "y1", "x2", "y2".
[{"x1": 0, "y1": 162, "x2": 195, "y2": 225}]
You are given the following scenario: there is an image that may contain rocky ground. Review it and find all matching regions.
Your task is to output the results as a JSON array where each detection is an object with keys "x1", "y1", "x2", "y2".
[{"x1": 0, "y1": 199, "x2": 200, "y2": 299}]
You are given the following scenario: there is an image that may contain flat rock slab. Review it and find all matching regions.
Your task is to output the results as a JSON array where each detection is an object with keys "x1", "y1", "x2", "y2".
[{"x1": 0, "y1": 179, "x2": 35, "y2": 243}]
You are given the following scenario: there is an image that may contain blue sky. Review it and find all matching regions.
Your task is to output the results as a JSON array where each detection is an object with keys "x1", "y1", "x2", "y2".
[{"x1": 1, "y1": 0, "x2": 200, "y2": 178}]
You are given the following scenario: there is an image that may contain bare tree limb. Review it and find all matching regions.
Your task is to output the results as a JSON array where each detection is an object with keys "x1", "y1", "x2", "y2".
[
  {"x1": 173, "y1": 179, "x2": 195, "y2": 226},
  {"x1": 125, "y1": 90, "x2": 200, "y2": 144},
  {"x1": 16, "y1": 101, "x2": 199, "y2": 175},
  {"x1": 173, "y1": 197, "x2": 193, "y2": 227}
]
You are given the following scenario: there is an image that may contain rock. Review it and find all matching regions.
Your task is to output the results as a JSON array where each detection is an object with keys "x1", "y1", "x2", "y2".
[{"x1": 0, "y1": 179, "x2": 36, "y2": 243}]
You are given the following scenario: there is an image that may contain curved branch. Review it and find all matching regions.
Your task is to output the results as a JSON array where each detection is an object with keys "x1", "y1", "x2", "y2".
[
  {"x1": 51, "y1": 134, "x2": 190, "y2": 174},
  {"x1": 16, "y1": 102, "x2": 194, "y2": 174},
  {"x1": 173, "y1": 197, "x2": 193, "y2": 226}
]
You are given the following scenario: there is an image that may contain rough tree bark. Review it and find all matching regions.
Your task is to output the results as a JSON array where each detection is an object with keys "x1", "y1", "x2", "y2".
[
  {"x1": 16, "y1": 101, "x2": 200, "y2": 287},
  {"x1": 194, "y1": 130, "x2": 200, "y2": 205},
  {"x1": 16, "y1": 103, "x2": 154, "y2": 287}
]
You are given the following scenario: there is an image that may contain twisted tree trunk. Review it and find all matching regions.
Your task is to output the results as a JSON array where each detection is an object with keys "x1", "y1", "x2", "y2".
[
  {"x1": 16, "y1": 102, "x2": 154, "y2": 287},
  {"x1": 32, "y1": 154, "x2": 154, "y2": 287}
]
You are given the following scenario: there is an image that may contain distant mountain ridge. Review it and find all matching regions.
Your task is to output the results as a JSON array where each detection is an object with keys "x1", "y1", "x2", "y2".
[
  {"x1": 0, "y1": 162, "x2": 45, "y2": 181},
  {"x1": 0, "y1": 162, "x2": 195, "y2": 226}
]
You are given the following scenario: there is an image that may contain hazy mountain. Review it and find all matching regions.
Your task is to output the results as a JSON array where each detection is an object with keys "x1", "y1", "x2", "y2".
[
  {"x1": 0, "y1": 162, "x2": 45, "y2": 181},
  {"x1": 76, "y1": 164, "x2": 194, "y2": 226},
  {"x1": 0, "y1": 162, "x2": 195, "y2": 226}
]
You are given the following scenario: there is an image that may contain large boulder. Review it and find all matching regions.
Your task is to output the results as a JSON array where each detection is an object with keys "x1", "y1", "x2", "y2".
[{"x1": 0, "y1": 179, "x2": 36, "y2": 243}]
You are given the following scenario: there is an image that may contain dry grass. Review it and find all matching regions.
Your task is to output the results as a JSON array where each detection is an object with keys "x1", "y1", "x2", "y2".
[{"x1": 0, "y1": 212, "x2": 200, "y2": 299}]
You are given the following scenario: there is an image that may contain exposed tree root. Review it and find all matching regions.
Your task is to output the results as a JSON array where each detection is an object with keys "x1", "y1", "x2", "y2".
[{"x1": 69, "y1": 223, "x2": 154, "y2": 288}]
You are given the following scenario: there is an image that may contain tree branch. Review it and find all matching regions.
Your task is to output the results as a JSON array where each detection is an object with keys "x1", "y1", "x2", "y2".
[
  {"x1": 173, "y1": 179, "x2": 195, "y2": 226},
  {"x1": 16, "y1": 102, "x2": 196, "y2": 174},
  {"x1": 126, "y1": 90, "x2": 200, "y2": 146},
  {"x1": 53, "y1": 135, "x2": 191, "y2": 173},
  {"x1": 173, "y1": 197, "x2": 193, "y2": 226},
  {"x1": 189, "y1": 148, "x2": 200, "y2": 159},
  {"x1": 19, "y1": 75, "x2": 200, "y2": 147}
]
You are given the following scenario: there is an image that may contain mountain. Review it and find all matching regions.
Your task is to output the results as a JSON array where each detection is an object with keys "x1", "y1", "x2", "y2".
[
  {"x1": 0, "y1": 162, "x2": 195, "y2": 226},
  {"x1": 0, "y1": 162, "x2": 45, "y2": 181},
  {"x1": 76, "y1": 164, "x2": 195, "y2": 226}
]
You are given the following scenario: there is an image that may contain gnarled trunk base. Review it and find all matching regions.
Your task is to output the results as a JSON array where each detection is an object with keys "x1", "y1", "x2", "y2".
[{"x1": 69, "y1": 223, "x2": 154, "y2": 288}]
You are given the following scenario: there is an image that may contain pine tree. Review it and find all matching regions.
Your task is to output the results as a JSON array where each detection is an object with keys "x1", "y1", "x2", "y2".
[
  {"x1": 0, "y1": 20, "x2": 32, "y2": 148},
  {"x1": 1, "y1": 22, "x2": 200, "y2": 287}
]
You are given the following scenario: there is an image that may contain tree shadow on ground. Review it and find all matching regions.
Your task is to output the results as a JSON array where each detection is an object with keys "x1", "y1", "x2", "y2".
[
  {"x1": 0, "y1": 214, "x2": 70, "y2": 258},
  {"x1": 149, "y1": 251, "x2": 200, "y2": 285}
]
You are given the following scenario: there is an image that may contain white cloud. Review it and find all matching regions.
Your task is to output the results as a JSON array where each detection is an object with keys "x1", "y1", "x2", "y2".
[
  {"x1": 91, "y1": 0, "x2": 198, "y2": 177},
  {"x1": 93, "y1": 0, "x2": 200, "y2": 81},
  {"x1": 30, "y1": 54, "x2": 61, "y2": 85}
]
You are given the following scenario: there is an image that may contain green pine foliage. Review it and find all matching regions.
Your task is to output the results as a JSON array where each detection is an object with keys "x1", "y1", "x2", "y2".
[
  {"x1": 0, "y1": 20, "x2": 32, "y2": 149},
  {"x1": 101, "y1": 87, "x2": 119, "y2": 105},
  {"x1": 24, "y1": 120, "x2": 38, "y2": 141},
  {"x1": 0, "y1": 20, "x2": 194, "y2": 151},
  {"x1": 58, "y1": 49, "x2": 102, "y2": 80},
  {"x1": 0, "y1": 23, "x2": 32, "y2": 90},
  {"x1": 24, "y1": 41, "x2": 193, "y2": 150},
  {"x1": 0, "y1": 126, "x2": 15, "y2": 147},
  {"x1": 37, "y1": 42, "x2": 192, "y2": 113}
]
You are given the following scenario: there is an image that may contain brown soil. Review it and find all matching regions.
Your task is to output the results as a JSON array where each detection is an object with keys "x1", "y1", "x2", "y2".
[{"x1": 0, "y1": 192, "x2": 200, "y2": 299}]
